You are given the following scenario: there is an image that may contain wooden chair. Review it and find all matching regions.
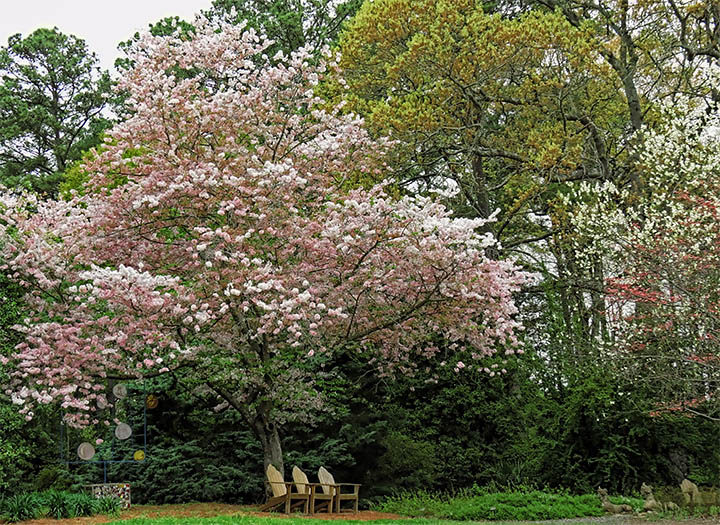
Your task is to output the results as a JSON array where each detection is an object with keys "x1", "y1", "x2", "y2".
[
  {"x1": 318, "y1": 466, "x2": 361, "y2": 513},
  {"x1": 292, "y1": 466, "x2": 334, "y2": 513},
  {"x1": 259, "y1": 464, "x2": 310, "y2": 513}
]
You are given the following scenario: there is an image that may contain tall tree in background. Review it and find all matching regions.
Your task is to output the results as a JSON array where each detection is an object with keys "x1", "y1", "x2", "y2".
[
  {"x1": 338, "y1": 0, "x2": 628, "y2": 352},
  {"x1": 208, "y1": 0, "x2": 362, "y2": 55},
  {"x1": 0, "y1": 28, "x2": 113, "y2": 196}
]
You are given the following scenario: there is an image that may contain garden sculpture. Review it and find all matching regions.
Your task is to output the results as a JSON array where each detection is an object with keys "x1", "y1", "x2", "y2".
[
  {"x1": 597, "y1": 488, "x2": 632, "y2": 514},
  {"x1": 680, "y1": 478, "x2": 700, "y2": 508},
  {"x1": 641, "y1": 483, "x2": 678, "y2": 512}
]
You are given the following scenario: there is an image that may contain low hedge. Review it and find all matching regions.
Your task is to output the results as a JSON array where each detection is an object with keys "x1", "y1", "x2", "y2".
[{"x1": 374, "y1": 487, "x2": 643, "y2": 521}]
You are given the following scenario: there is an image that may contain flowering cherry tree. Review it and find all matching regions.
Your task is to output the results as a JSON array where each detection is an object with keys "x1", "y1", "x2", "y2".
[
  {"x1": 571, "y1": 67, "x2": 720, "y2": 419},
  {"x1": 0, "y1": 17, "x2": 530, "y2": 470}
]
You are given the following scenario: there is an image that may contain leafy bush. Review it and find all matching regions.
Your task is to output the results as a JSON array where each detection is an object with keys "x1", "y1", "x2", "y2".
[
  {"x1": 94, "y1": 495, "x2": 124, "y2": 516},
  {"x1": 0, "y1": 492, "x2": 41, "y2": 522},
  {"x1": 374, "y1": 487, "x2": 644, "y2": 521},
  {"x1": 65, "y1": 492, "x2": 99, "y2": 517},
  {"x1": 42, "y1": 490, "x2": 71, "y2": 519}
]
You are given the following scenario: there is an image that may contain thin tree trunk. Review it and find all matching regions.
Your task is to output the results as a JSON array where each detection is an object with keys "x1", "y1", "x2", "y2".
[
  {"x1": 472, "y1": 152, "x2": 499, "y2": 259},
  {"x1": 252, "y1": 402, "x2": 284, "y2": 475},
  {"x1": 207, "y1": 381, "x2": 285, "y2": 476},
  {"x1": 472, "y1": 153, "x2": 491, "y2": 221}
]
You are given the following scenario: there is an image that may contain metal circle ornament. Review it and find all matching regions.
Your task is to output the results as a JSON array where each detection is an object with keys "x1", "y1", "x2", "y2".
[
  {"x1": 96, "y1": 396, "x2": 108, "y2": 409},
  {"x1": 112, "y1": 384, "x2": 128, "y2": 399},
  {"x1": 115, "y1": 422, "x2": 132, "y2": 440},
  {"x1": 146, "y1": 394, "x2": 159, "y2": 409},
  {"x1": 77, "y1": 442, "x2": 96, "y2": 460},
  {"x1": 133, "y1": 450, "x2": 145, "y2": 461}
]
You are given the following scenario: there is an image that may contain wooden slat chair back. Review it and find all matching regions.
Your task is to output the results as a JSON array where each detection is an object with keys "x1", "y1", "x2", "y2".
[
  {"x1": 317, "y1": 466, "x2": 334, "y2": 495},
  {"x1": 294, "y1": 466, "x2": 334, "y2": 513},
  {"x1": 267, "y1": 464, "x2": 287, "y2": 497},
  {"x1": 318, "y1": 466, "x2": 361, "y2": 513},
  {"x1": 292, "y1": 466, "x2": 310, "y2": 494}
]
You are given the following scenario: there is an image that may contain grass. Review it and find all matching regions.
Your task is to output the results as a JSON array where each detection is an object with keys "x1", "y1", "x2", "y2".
[{"x1": 643, "y1": 505, "x2": 720, "y2": 521}]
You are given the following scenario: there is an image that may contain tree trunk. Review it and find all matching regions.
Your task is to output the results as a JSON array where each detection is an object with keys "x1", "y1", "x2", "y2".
[
  {"x1": 472, "y1": 153, "x2": 492, "y2": 221},
  {"x1": 472, "y1": 153, "x2": 499, "y2": 259},
  {"x1": 252, "y1": 402, "x2": 284, "y2": 475},
  {"x1": 206, "y1": 381, "x2": 285, "y2": 477}
]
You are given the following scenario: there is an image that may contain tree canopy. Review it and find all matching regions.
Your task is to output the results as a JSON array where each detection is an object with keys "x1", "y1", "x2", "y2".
[{"x1": 208, "y1": 0, "x2": 362, "y2": 55}]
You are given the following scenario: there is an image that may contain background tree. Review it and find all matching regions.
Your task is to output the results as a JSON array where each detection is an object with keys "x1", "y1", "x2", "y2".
[
  {"x1": 207, "y1": 0, "x2": 362, "y2": 55},
  {"x1": 0, "y1": 28, "x2": 113, "y2": 196},
  {"x1": 339, "y1": 1, "x2": 626, "y2": 236},
  {"x1": 571, "y1": 66, "x2": 720, "y2": 420},
  {"x1": 0, "y1": 17, "x2": 529, "y2": 473}
]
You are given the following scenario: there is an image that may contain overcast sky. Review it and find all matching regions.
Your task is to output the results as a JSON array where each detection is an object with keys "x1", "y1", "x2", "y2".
[{"x1": 0, "y1": 0, "x2": 214, "y2": 72}]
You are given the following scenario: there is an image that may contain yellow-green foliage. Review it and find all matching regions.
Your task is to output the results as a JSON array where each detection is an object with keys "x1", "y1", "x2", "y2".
[
  {"x1": 59, "y1": 139, "x2": 148, "y2": 199},
  {"x1": 338, "y1": 0, "x2": 632, "y2": 246},
  {"x1": 339, "y1": 0, "x2": 625, "y2": 178}
]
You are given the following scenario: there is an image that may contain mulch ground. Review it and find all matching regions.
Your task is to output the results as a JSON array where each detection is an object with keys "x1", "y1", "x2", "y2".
[{"x1": 16, "y1": 503, "x2": 407, "y2": 525}]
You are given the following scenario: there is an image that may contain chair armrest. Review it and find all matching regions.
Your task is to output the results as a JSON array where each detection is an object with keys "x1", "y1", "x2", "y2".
[
  {"x1": 331, "y1": 483, "x2": 361, "y2": 494},
  {"x1": 306, "y1": 483, "x2": 333, "y2": 495}
]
